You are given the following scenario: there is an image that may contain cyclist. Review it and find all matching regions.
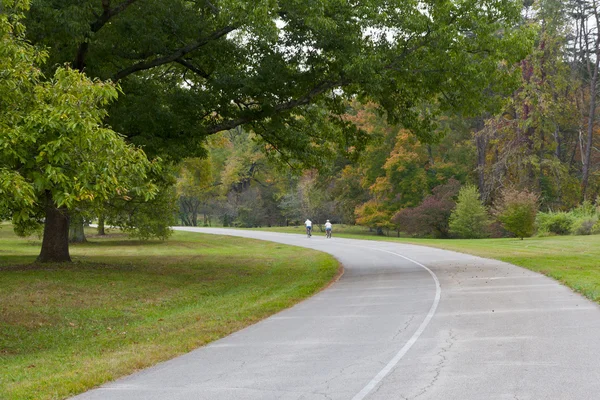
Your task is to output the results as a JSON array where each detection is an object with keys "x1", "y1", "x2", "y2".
[
  {"x1": 304, "y1": 218, "x2": 312, "y2": 237},
  {"x1": 325, "y1": 220, "x2": 332, "y2": 238}
]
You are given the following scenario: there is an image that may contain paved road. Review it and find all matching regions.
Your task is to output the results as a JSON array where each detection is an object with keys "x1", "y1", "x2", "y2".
[{"x1": 73, "y1": 228, "x2": 600, "y2": 400}]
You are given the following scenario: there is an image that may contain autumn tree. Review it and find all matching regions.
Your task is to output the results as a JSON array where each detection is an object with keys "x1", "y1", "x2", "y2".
[
  {"x1": 177, "y1": 158, "x2": 217, "y2": 226},
  {"x1": 393, "y1": 179, "x2": 461, "y2": 238}
]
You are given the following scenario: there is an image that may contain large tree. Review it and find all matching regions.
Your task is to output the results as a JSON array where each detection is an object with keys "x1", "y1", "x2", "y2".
[
  {"x1": 0, "y1": 0, "x2": 159, "y2": 262},
  {"x1": 24, "y1": 0, "x2": 532, "y2": 162}
]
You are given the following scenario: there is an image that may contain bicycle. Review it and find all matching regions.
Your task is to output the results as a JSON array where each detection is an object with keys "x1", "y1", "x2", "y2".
[
  {"x1": 326, "y1": 229, "x2": 332, "y2": 238},
  {"x1": 306, "y1": 226, "x2": 312, "y2": 238}
]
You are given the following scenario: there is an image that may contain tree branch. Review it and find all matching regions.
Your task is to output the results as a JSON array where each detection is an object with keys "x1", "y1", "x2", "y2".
[
  {"x1": 174, "y1": 58, "x2": 211, "y2": 79},
  {"x1": 205, "y1": 79, "x2": 347, "y2": 134},
  {"x1": 112, "y1": 25, "x2": 236, "y2": 81},
  {"x1": 74, "y1": 0, "x2": 140, "y2": 71}
]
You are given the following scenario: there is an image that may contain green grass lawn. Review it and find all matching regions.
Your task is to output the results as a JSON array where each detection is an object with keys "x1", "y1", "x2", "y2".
[
  {"x1": 249, "y1": 225, "x2": 600, "y2": 304},
  {"x1": 0, "y1": 226, "x2": 339, "y2": 400}
]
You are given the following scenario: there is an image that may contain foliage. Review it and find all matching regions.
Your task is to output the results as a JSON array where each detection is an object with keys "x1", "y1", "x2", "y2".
[
  {"x1": 105, "y1": 176, "x2": 177, "y2": 240},
  {"x1": 24, "y1": 0, "x2": 531, "y2": 166},
  {"x1": 572, "y1": 217, "x2": 598, "y2": 236},
  {"x1": 327, "y1": 167, "x2": 365, "y2": 224},
  {"x1": 392, "y1": 179, "x2": 461, "y2": 238},
  {"x1": 176, "y1": 157, "x2": 218, "y2": 226},
  {"x1": 354, "y1": 200, "x2": 395, "y2": 235},
  {"x1": 492, "y1": 188, "x2": 539, "y2": 239},
  {"x1": 0, "y1": 4, "x2": 158, "y2": 244},
  {"x1": 536, "y1": 211, "x2": 574, "y2": 235},
  {"x1": 449, "y1": 185, "x2": 491, "y2": 238}
]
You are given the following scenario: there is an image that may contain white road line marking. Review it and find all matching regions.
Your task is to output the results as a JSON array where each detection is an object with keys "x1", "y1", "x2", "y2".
[{"x1": 350, "y1": 247, "x2": 441, "y2": 400}]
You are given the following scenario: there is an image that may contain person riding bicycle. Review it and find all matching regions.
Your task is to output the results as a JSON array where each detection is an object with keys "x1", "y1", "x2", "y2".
[
  {"x1": 325, "y1": 220, "x2": 332, "y2": 238},
  {"x1": 304, "y1": 219, "x2": 312, "y2": 237}
]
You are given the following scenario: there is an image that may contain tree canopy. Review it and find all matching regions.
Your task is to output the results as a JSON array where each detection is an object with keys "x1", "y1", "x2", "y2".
[{"x1": 24, "y1": 0, "x2": 531, "y2": 163}]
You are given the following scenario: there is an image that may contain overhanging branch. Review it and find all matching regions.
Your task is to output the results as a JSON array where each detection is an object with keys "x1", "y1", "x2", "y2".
[
  {"x1": 205, "y1": 79, "x2": 347, "y2": 135},
  {"x1": 74, "y1": 0, "x2": 140, "y2": 71},
  {"x1": 112, "y1": 25, "x2": 236, "y2": 81}
]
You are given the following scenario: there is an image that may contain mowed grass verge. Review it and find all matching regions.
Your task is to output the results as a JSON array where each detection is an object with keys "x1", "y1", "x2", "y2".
[
  {"x1": 0, "y1": 226, "x2": 339, "y2": 400},
  {"x1": 249, "y1": 225, "x2": 600, "y2": 303}
]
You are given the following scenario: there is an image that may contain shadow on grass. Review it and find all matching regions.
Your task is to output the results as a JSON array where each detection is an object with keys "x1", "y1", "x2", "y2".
[
  {"x1": 0, "y1": 255, "x2": 247, "y2": 275},
  {"x1": 81, "y1": 239, "x2": 168, "y2": 247}
]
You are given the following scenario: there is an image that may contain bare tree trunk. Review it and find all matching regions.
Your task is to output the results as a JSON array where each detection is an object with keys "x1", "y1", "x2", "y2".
[
  {"x1": 37, "y1": 191, "x2": 71, "y2": 263},
  {"x1": 581, "y1": 1, "x2": 600, "y2": 200},
  {"x1": 69, "y1": 213, "x2": 87, "y2": 243},
  {"x1": 474, "y1": 116, "x2": 488, "y2": 202},
  {"x1": 97, "y1": 214, "x2": 106, "y2": 235}
]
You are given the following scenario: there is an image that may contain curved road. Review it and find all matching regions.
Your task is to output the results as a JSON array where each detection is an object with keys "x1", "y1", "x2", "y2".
[{"x1": 74, "y1": 228, "x2": 600, "y2": 399}]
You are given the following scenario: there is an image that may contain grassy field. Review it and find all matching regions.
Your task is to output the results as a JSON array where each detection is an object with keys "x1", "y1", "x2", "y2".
[
  {"x1": 250, "y1": 225, "x2": 600, "y2": 304},
  {"x1": 0, "y1": 226, "x2": 339, "y2": 400}
]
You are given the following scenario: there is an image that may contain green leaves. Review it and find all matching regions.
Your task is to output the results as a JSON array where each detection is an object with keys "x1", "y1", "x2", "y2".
[
  {"x1": 23, "y1": 0, "x2": 531, "y2": 163},
  {"x1": 449, "y1": 185, "x2": 492, "y2": 238},
  {"x1": 0, "y1": 6, "x2": 159, "y2": 236}
]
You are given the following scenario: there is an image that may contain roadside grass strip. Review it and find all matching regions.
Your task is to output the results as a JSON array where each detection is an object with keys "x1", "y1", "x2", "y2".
[{"x1": 0, "y1": 227, "x2": 339, "y2": 400}]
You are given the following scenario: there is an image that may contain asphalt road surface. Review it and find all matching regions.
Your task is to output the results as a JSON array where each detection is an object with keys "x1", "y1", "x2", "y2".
[{"x1": 73, "y1": 228, "x2": 600, "y2": 400}]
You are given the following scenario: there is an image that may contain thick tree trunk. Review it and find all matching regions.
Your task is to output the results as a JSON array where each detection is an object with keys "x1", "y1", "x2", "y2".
[
  {"x1": 97, "y1": 214, "x2": 106, "y2": 235},
  {"x1": 37, "y1": 192, "x2": 71, "y2": 263},
  {"x1": 69, "y1": 213, "x2": 87, "y2": 243}
]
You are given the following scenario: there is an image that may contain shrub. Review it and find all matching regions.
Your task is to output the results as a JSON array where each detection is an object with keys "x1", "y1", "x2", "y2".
[
  {"x1": 536, "y1": 211, "x2": 574, "y2": 235},
  {"x1": 449, "y1": 185, "x2": 491, "y2": 238},
  {"x1": 572, "y1": 216, "x2": 598, "y2": 235},
  {"x1": 392, "y1": 179, "x2": 460, "y2": 238},
  {"x1": 492, "y1": 188, "x2": 539, "y2": 239},
  {"x1": 572, "y1": 200, "x2": 596, "y2": 218},
  {"x1": 593, "y1": 220, "x2": 600, "y2": 234}
]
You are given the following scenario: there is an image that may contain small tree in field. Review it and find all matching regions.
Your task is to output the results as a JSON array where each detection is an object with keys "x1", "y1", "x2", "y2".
[
  {"x1": 449, "y1": 185, "x2": 491, "y2": 238},
  {"x1": 493, "y1": 188, "x2": 539, "y2": 239}
]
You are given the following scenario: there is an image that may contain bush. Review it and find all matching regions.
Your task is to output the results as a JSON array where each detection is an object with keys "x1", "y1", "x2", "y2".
[
  {"x1": 593, "y1": 220, "x2": 600, "y2": 234},
  {"x1": 392, "y1": 179, "x2": 460, "y2": 238},
  {"x1": 572, "y1": 200, "x2": 596, "y2": 218},
  {"x1": 536, "y1": 211, "x2": 575, "y2": 235},
  {"x1": 492, "y1": 188, "x2": 539, "y2": 239},
  {"x1": 572, "y1": 216, "x2": 598, "y2": 235},
  {"x1": 449, "y1": 185, "x2": 491, "y2": 239}
]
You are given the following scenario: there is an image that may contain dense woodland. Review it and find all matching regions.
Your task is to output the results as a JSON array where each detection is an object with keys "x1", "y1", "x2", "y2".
[{"x1": 2, "y1": 0, "x2": 600, "y2": 262}]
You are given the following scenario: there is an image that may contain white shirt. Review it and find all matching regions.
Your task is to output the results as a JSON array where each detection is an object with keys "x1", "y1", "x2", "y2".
[
  {"x1": 325, "y1": 222, "x2": 332, "y2": 229},
  {"x1": 305, "y1": 219, "x2": 312, "y2": 228}
]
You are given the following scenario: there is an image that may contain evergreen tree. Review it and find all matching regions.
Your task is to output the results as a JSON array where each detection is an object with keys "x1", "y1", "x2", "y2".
[{"x1": 449, "y1": 185, "x2": 491, "y2": 238}]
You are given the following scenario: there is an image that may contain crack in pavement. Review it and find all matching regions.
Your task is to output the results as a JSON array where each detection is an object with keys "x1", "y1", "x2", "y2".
[
  {"x1": 392, "y1": 315, "x2": 416, "y2": 341},
  {"x1": 411, "y1": 329, "x2": 457, "y2": 399}
]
